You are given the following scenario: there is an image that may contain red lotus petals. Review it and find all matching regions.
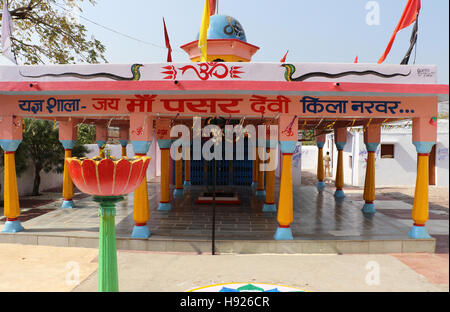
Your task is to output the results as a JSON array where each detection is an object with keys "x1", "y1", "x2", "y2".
[
  {"x1": 97, "y1": 159, "x2": 115, "y2": 196},
  {"x1": 114, "y1": 159, "x2": 132, "y2": 194},
  {"x1": 66, "y1": 157, "x2": 151, "y2": 196},
  {"x1": 123, "y1": 158, "x2": 144, "y2": 194}
]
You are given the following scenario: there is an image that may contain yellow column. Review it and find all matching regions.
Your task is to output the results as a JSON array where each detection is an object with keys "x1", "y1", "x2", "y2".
[
  {"x1": 263, "y1": 147, "x2": 276, "y2": 212},
  {"x1": 317, "y1": 146, "x2": 325, "y2": 191},
  {"x1": 121, "y1": 146, "x2": 127, "y2": 157},
  {"x1": 412, "y1": 154, "x2": 429, "y2": 226},
  {"x1": 409, "y1": 150, "x2": 432, "y2": 238},
  {"x1": 3, "y1": 152, "x2": 21, "y2": 220},
  {"x1": 334, "y1": 148, "x2": 345, "y2": 198},
  {"x1": 2, "y1": 151, "x2": 24, "y2": 233},
  {"x1": 274, "y1": 153, "x2": 294, "y2": 240},
  {"x1": 132, "y1": 153, "x2": 150, "y2": 237},
  {"x1": 62, "y1": 149, "x2": 75, "y2": 209},
  {"x1": 362, "y1": 150, "x2": 376, "y2": 213},
  {"x1": 174, "y1": 146, "x2": 184, "y2": 197}
]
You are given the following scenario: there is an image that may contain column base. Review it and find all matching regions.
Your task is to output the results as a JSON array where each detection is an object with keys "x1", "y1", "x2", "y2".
[
  {"x1": 62, "y1": 200, "x2": 75, "y2": 209},
  {"x1": 157, "y1": 202, "x2": 172, "y2": 211},
  {"x1": 262, "y1": 203, "x2": 276, "y2": 212},
  {"x1": 255, "y1": 190, "x2": 266, "y2": 197},
  {"x1": 173, "y1": 189, "x2": 184, "y2": 197},
  {"x1": 183, "y1": 181, "x2": 191, "y2": 186},
  {"x1": 334, "y1": 189, "x2": 345, "y2": 198},
  {"x1": 274, "y1": 226, "x2": 293, "y2": 240},
  {"x1": 2, "y1": 220, "x2": 25, "y2": 233},
  {"x1": 316, "y1": 181, "x2": 326, "y2": 191},
  {"x1": 408, "y1": 225, "x2": 432, "y2": 239},
  {"x1": 131, "y1": 224, "x2": 151, "y2": 238},
  {"x1": 362, "y1": 202, "x2": 376, "y2": 214},
  {"x1": 251, "y1": 182, "x2": 258, "y2": 189}
]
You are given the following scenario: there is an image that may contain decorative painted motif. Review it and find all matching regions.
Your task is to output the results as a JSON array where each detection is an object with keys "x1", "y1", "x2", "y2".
[
  {"x1": 66, "y1": 157, "x2": 150, "y2": 196},
  {"x1": 19, "y1": 64, "x2": 143, "y2": 81},
  {"x1": 188, "y1": 283, "x2": 307, "y2": 292},
  {"x1": 163, "y1": 63, "x2": 243, "y2": 80},
  {"x1": 281, "y1": 116, "x2": 298, "y2": 137},
  {"x1": 282, "y1": 63, "x2": 411, "y2": 82}
]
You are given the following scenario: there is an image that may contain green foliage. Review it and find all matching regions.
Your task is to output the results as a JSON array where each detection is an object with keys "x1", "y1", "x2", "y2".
[
  {"x1": 1, "y1": 119, "x2": 89, "y2": 195},
  {"x1": 77, "y1": 123, "x2": 96, "y2": 144},
  {"x1": 1, "y1": 0, "x2": 106, "y2": 64}
]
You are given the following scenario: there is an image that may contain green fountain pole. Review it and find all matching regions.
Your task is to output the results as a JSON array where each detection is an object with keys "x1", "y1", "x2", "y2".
[{"x1": 96, "y1": 196, "x2": 121, "y2": 292}]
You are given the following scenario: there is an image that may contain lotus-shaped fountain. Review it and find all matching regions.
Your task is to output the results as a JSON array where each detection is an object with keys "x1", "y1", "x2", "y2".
[{"x1": 66, "y1": 156, "x2": 150, "y2": 292}]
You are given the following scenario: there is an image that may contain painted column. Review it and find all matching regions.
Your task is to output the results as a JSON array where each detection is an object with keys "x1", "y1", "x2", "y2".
[
  {"x1": 252, "y1": 146, "x2": 258, "y2": 189},
  {"x1": 334, "y1": 127, "x2": 347, "y2": 199},
  {"x1": 274, "y1": 115, "x2": 298, "y2": 240},
  {"x1": 130, "y1": 113, "x2": 152, "y2": 238},
  {"x1": 409, "y1": 117, "x2": 437, "y2": 239},
  {"x1": 263, "y1": 139, "x2": 277, "y2": 212},
  {"x1": 156, "y1": 119, "x2": 172, "y2": 211},
  {"x1": 119, "y1": 125, "x2": 129, "y2": 157},
  {"x1": 316, "y1": 132, "x2": 326, "y2": 191},
  {"x1": 59, "y1": 119, "x2": 78, "y2": 209},
  {"x1": 252, "y1": 143, "x2": 258, "y2": 189},
  {"x1": 0, "y1": 116, "x2": 24, "y2": 233},
  {"x1": 174, "y1": 145, "x2": 184, "y2": 197},
  {"x1": 362, "y1": 124, "x2": 381, "y2": 213},
  {"x1": 184, "y1": 143, "x2": 191, "y2": 186},
  {"x1": 96, "y1": 196, "x2": 120, "y2": 292},
  {"x1": 96, "y1": 123, "x2": 108, "y2": 158},
  {"x1": 255, "y1": 143, "x2": 266, "y2": 197}
]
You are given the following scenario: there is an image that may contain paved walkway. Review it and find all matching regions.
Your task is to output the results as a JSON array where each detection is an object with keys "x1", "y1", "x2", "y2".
[{"x1": 0, "y1": 243, "x2": 447, "y2": 292}]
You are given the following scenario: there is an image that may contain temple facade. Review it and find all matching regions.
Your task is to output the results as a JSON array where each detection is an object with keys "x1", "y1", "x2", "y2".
[{"x1": 0, "y1": 13, "x2": 448, "y2": 242}]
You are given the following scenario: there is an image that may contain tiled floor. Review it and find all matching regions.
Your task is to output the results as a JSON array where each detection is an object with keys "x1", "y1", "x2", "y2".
[{"x1": 2, "y1": 181, "x2": 427, "y2": 242}]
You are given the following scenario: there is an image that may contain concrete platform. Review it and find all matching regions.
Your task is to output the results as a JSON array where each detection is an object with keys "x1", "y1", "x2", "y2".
[{"x1": 0, "y1": 183, "x2": 438, "y2": 254}]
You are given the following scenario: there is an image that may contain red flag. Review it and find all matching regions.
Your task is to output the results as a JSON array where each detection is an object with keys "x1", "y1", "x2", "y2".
[
  {"x1": 378, "y1": 0, "x2": 421, "y2": 64},
  {"x1": 354, "y1": 56, "x2": 358, "y2": 63},
  {"x1": 209, "y1": 0, "x2": 217, "y2": 16},
  {"x1": 280, "y1": 50, "x2": 289, "y2": 63},
  {"x1": 163, "y1": 17, "x2": 172, "y2": 62}
]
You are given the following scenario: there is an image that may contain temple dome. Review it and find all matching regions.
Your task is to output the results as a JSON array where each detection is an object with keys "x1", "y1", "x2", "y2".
[{"x1": 197, "y1": 14, "x2": 247, "y2": 42}]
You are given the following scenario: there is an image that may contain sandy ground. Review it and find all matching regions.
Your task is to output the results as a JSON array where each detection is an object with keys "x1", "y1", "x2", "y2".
[{"x1": 0, "y1": 244, "x2": 447, "y2": 292}]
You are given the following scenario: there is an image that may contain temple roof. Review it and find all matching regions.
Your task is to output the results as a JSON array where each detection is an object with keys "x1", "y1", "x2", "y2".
[{"x1": 196, "y1": 15, "x2": 247, "y2": 42}]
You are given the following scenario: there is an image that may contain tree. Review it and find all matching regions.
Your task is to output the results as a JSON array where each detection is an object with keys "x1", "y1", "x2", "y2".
[
  {"x1": 0, "y1": 0, "x2": 106, "y2": 64},
  {"x1": 77, "y1": 123, "x2": 96, "y2": 144},
  {"x1": 1, "y1": 119, "x2": 89, "y2": 195}
]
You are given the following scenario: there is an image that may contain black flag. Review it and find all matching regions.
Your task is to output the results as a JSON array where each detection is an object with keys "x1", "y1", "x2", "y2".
[{"x1": 401, "y1": 14, "x2": 419, "y2": 65}]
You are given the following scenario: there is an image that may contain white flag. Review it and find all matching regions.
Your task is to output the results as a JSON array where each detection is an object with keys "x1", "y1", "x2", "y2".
[{"x1": 1, "y1": 0, "x2": 17, "y2": 64}]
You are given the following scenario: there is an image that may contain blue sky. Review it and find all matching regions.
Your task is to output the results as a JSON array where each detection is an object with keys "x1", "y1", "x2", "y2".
[{"x1": 80, "y1": 0, "x2": 449, "y2": 83}]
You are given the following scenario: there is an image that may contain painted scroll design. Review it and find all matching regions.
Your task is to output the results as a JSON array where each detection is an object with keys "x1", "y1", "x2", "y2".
[
  {"x1": 19, "y1": 64, "x2": 143, "y2": 81},
  {"x1": 281, "y1": 64, "x2": 411, "y2": 82},
  {"x1": 162, "y1": 63, "x2": 243, "y2": 80}
]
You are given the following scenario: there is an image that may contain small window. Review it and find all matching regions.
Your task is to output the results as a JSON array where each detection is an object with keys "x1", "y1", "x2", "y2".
[
  {"x1": 380, "y1": 144, "x2": 395, "y2": 159},
  {"x1": 349, "y1": 155, "x2": 353, "y2": 169}
]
